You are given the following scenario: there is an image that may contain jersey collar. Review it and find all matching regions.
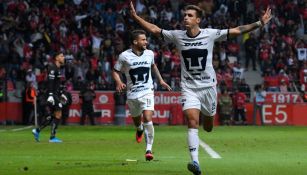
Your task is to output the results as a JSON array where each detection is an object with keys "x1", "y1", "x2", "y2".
[
  {"x1": 132, "y1": 49, "x2": 144, "y2": 57},
  {"x1": 186, "y1": 30, "x2": 201, "y2": 38}
]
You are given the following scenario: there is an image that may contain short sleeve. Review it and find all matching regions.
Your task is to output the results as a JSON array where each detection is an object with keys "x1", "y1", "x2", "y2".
[
  {"x1": 48, "y1": 66, "x2": 56, "y2": 80},
  {"x1": 207, "y1": 29, "x2": 228, "y2": 42},
  {"x1": 161, "y1": 29, "x2": 175, "y2": 43},
  {"x1": 150, "y1": 50, "x2": 155, "y2": 65},
  {"x1": 114, "y1": 54, "x2": 125, "y2": 72}
]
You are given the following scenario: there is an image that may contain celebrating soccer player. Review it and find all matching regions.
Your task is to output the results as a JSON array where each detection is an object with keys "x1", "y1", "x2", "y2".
[
  {"x1": 112, "y1": 30, "x2": 172, "y2": 161},
  {"x1": 130, "y1": 1, "x2": 271, "y2": 174}
]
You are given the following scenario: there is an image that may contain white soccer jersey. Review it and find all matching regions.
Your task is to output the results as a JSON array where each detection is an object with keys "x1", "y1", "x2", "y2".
[
  {"x1": 114, "y1": 49, "x2": 154, "y2": 99},
  {"x1": 162, "y1": 29, "x2": 228, "y2": 89}
]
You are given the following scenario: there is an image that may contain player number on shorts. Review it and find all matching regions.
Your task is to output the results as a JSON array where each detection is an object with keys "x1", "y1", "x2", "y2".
[
  {"x1": 129, "y1": 67, "x2": 150, "y2": 85},
  {"x1": 181, "y1": 49, "x2": 208, "y2": 74}
]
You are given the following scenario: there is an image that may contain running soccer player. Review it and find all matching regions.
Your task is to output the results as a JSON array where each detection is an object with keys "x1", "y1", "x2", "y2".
[
  {"x1": 130, "y1": 2, "x2": 271, "y2": 174},
  {"x1": 112, "y1": 29, "x2": 172, "y2": 161},
  {"x1": 32, "y1": 52, "x2": 68, "y2": 143}
]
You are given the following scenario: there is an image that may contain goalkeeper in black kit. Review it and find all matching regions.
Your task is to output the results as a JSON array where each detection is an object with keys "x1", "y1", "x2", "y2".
[{"x1": 32, "y1": 52, "x2": 67, "y2": 143}]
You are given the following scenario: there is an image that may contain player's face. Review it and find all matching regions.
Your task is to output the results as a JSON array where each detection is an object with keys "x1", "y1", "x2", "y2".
[
  {"x1": 183, "y1": 10, "x2": 200, "y2": 28},
  {"x1": 134, "y1": 34, "x2": 147, "y2": 51},
  {"x1": 56, "y1": 53, "x2": 65, "y2": 66}
]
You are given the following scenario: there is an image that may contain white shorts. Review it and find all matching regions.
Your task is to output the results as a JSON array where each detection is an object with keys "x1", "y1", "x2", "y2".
[
  {"x1": 127, "y1": 93, "x2": 155, "y2": 117},
  {"x1": 181, "y1": 86, "x2": 217, "y2": 117}
]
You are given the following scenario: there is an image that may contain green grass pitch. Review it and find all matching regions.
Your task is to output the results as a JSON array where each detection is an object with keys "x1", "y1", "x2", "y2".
[{"x1": 1, "y1": 125, "x2": 307, "y2": 175}]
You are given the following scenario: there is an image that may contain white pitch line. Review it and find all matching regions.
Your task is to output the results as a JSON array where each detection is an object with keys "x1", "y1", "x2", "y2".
[
  {"x1": 199, "y1": 139, "x2": 221, "y2": 159},
  {"x1": 11, "y1": 126, "x2": 33, "y2": 132}
]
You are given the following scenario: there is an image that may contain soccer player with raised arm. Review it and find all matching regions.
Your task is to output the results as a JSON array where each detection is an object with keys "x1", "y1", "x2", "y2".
[
  {"x1": 130, "y1": 2, "x2": 271, "y2": 174},
  {"x1": 32, "y1": 52, "x2": 68, "y2": 143},
  {"x1": 112, "y1": 30, "x2": 172, "y2": 161}
]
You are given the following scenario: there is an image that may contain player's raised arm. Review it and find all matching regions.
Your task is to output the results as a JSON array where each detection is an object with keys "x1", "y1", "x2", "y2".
[
  {"x1": 229, "y1": 7, "x2": 272, "y2": 37},
  {"x1": 151, "y1": 64, "x2": 172, "y2": 91},
  {"x1": 129, "y1": 1, "x2": 162, "y2": 38}
]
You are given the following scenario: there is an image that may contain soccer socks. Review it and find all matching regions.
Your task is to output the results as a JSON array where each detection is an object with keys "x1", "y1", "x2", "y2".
[
  {"x1": 188, "y1": 128, "x2": 199, "y2": 164},
  {"x1": 38, "y1": 115, "x2": 53, "y2": 131},
  {"x1": 50, "y1": 118, "x2": 60, "y2": 139},
  {"x1": 143, "y1": 121, "x2": 154, "y2": 151},
  {"x1": 136, "y1": 123, "x2": 144, "y2": 131}
]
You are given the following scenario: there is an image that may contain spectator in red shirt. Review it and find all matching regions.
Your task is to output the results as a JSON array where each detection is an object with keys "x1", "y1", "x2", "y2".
[
  {"x1": 79, "y1": 33, "x2": 91, "y2": 50},
  {"x1": 23, "y1": 43, "x2": 33, "y2": 60},
  {"x1": 232, "y1": 88, "x2": 247, "y2": 125},
  {"x1": 224, "y1": 67, "x2": 233, "y2": 89},
  {"x1": 90, "y1": 55, "x2": 99, "y2": 71},
  {"x1": 216, "y1": 68, "x2": 223, "y2": 85},
  {"x1": 227, "y1": 39, "x2": 240, "y2": 60},
  {"x1": 170, "y1": 48, "x2": 180, "y2": 69},
  {"x1": 259, "y1": 34, "x2": 271, "y2": 71}
]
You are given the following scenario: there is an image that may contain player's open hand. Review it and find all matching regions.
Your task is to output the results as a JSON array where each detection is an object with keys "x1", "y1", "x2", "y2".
[
  {"x1": 160, "y1": 80, "x2": 172, "y2": 91},
  {"x1": 116, "y1": 82, "x2": 126, "y2": 93},
  {"x1": 260, "y1": 7, "x2": 272, "y2": 25},
  {"x1": 129, "y1": 1, "x2": 137, "y2": 18}
]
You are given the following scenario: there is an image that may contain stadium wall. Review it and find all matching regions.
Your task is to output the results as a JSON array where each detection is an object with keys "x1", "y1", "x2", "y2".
[{"x1": 1, "y1": 91, "x2": 307, "y2": 126}]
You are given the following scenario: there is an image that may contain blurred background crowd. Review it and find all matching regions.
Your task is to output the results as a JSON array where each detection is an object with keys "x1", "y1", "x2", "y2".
[{"x1": 0, "y1": 0, "x2": 306, "y2": 100}]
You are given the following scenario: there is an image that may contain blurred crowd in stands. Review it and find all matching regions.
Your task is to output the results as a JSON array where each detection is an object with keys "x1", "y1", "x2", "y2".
[{"x1": 0, "y1": 0, "x2": 306, "y2": 99}]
